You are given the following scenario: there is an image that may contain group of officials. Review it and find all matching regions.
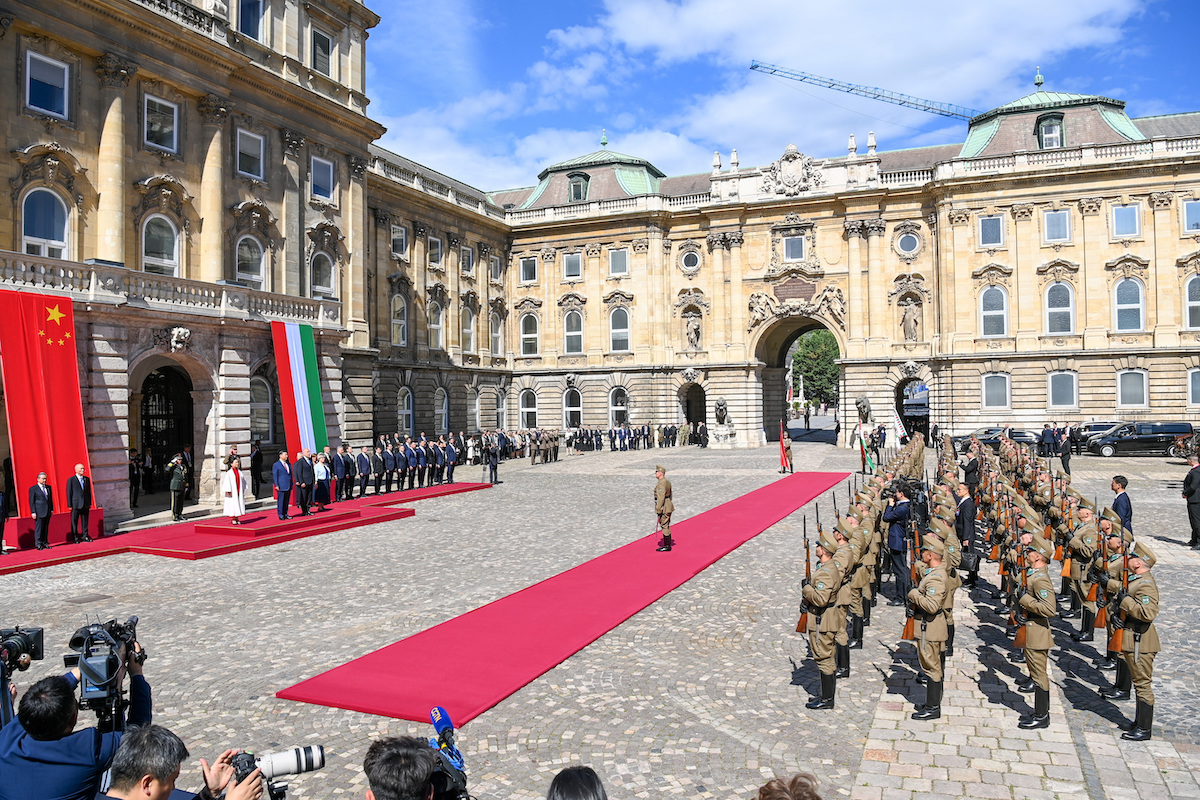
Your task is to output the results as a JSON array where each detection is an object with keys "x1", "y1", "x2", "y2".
[
  {"x1": 18, "y1": 464, "x2": 95, "y2": 551},
  {"x1": 799, "y1": 431, "x2": 1161, "y2": 741}
]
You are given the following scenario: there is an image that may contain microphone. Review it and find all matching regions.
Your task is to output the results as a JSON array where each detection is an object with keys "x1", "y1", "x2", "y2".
[{"x1": 429, "y1": 706, "x2": 465, "y2": 771}]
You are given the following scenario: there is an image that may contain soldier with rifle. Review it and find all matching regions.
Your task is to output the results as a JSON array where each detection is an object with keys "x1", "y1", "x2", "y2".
[
  {"x1": 906, "y1": 538, "x2": 948, "y2": 720},
  {"x1": 1015, "y1": 537, "x2": 1057, "y2": 729},
  {"x1": 1101, "y1": 546, "x2": 1159, "y2": 740},
  {"x1": 801, "y1": 524, "x2": 843, "y2": 710}
]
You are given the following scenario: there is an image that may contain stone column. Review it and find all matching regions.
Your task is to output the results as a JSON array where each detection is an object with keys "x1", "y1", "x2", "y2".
[
  {"x1": 446, "y1": 234, "x2": 461, "y2": 357},
  {"x1": 947, "y1": 209, "x2": 973, "y2": 347},
  {"x1": 843, "y1": 220, "x2": 865, "y2": 352},
  {"x1": 280, "y1": 129, "x2": 306, "y2": 297},
  {"x1": 1010, "y1": 203, "x2": 1038, "y2": 349},
  {"x1": 86, "y1": 320, "x2": 133, "y2": 526},
  {"x1": 707, "y1": 233, "x2": 729, "y2": 357},
  {"x1": 217, "y1": 339, "x2": 251, "y2": 498},
  {"x1": 865, "y1": 218, "x2": 887, "y2": 345},
  {"x1": 198, "y1": 94, "x2": 230, "y2": 283},
  {"x1": 1077, "y1": 198, "x2": 1106, "y2": 349},
  {"x1": 345, "y1": 154, "x2": 370, "y2": 349},
  {"x1": 94, "y1": 54, "x2": 137, "y2": 265},
  {"x1": 725, "y1": 231, "x2": 745, "y2": 360}
]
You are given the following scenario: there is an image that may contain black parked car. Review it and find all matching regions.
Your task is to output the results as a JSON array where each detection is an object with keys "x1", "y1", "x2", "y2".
[
  {"x1": 952, "y1": 427, "x2": 1038, "y2": 453},
  {"x1": 1087, "y1": 421, "x2": 1194, "y2": 457}
]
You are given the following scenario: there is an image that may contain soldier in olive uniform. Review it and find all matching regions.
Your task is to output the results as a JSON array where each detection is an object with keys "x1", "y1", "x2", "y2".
[
  {"x1": 831, "y1": 522, "x2": 857, "y2": 678},
  {"x1": 1017, "y1": 539, "x2": 1057, "y2": 729},
  {"x1": 1068, "y1": 503, "x2": 1099, "y2": 643},
  {"x1": 908, "y1": 539, "x2": 948, "y2": 720},
  {"x1": 1105, "y1": 549, "x2": 1159, "y2": 740},
  {"x1": 802, "y1": 530, "x2": 843, "y2": 709},
  {"x1": 654, "y1": 465, "x2": 674, "y2": 552}
]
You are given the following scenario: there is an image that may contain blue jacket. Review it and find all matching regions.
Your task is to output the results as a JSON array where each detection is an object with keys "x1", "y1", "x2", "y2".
[
  {"x1": 1113, "y1": 491, "x2": 1132, "y2": 533},
  {"x1": 416, "y1": 447, "x2": 427, "y2": 467},
  {"x1": 446, "y1": 444, "x2": 457, "y2": 465},
  {"x1": 383, "y1": 450, "x2": 396, "y2": 470},
  {"x1": 435, "y1": 447, "x2": 445, "y2": 466},
  {"x1": 333, "y1": 453, "x2": 348, "y2": 478},
  {"x1": 356, "y1": 452, "x2": 371, "y2": 476},
  {"x1": 882, "y1": 500, "x2": 910, "y2": 551},
  {"x1": 272, "y1": 460, "x2": 293, "y2": 491},
  {"x1": 405, "y1": 446, "x2": 418, "y2": 468}
]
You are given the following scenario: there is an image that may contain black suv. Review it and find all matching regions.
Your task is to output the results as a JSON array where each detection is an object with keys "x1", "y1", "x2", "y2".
[{"x1": 1087, "y1": 422, "x2": 1194, "y2": 457}]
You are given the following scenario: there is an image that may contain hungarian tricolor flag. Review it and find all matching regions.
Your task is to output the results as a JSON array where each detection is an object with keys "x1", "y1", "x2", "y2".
[
  {"x1": 271, "y1": 321, "x2": 328, "y2": 458},
  {"x1": 0, "y1": 290, "x2": 92, "y2": 517},
  {"x1": 857, "y1": 422, "x2": 876, "y2": 472}
]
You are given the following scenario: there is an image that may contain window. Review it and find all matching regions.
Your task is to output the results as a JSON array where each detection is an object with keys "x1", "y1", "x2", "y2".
[
  {"x1": 391, "y1": 296, "x2": 408, "y2": 346},
  {"x1": 428, "y1": 302, "x2": 443, "y2": 349},
  {"x1": 237, "y1": 130, "x2": 264, "y2": 179},
  {"x1": 310, "y1": 252, "x2": 333, "y2": 295},
  {"x1": 1045, "y1": 282, "x2": 1073, "y2": 334},
  {"x1": 311, "y1": 157, "x2": 334, "y2": 200},
  {"x1": 22, "y1": 189, "x2": 68, "y2": 259},
  {"x1": 490, "y1": 313, "x2": 502, "y2": 354},
  {"x1": 520, "y1": 256, "x2": 537, "y2": 283},
  {"x1": 520, "y1": 313, "x2": 539, "y2": 355},
  {"x1": 461, "y1": 308, "x2": 475, "y2": 353},
  {"x1": 496, "y1": 390, "x2": 507, "y2": 429},
  {"x1": 1114, "y1": 278, "x2": 1143, "y2": 331},
  {"x1": 609, "y1": 387, "x2": 628, "y2": 426},
  {"x1": 563, "y1": 252, "x2": 582, "y2": 279},
  {"x1": 568, "y1": 174, "x2": 588, "y2": 202},
  {"x1": 1117, "y1": 370, "x2": 1148, "y2": 407},
  {"x1": 896, "y1": 233, "x2": 920, "y2": 255},
  {"x1": 609, "y1": 248, "x2": 628, "y2": 276},
  {"x1": 144, "y1": 95, "x2": 178, "y2": 153},
  {"x1": 1043, "y1": 210, "x2": 1070, "y2": 243},
  {"x1": 461, "y1": 246, "x2": 474, "y2": 275},
  {"x1": 609, "y1": 308, "x2": 630, "y2": 352},
  {"x1": 397, "y1": 387, "x2": 413, "y2": 436},
  {"x1": 239, "y1": 0, "x2": 264, "y2": 40},
  {"x1": 783, "y1": 236, "x2": 805, "y2": 261},
  {"x1": 1113, "y1": 204, "x2": 1140, "y2": 238},
  {"x1": 1187, "y1": 276, "x2": 1200, "y2": 329},
  {"x1": 980, "y1": 286, "x2": 1007, "y2": 337},
  {"x1": 519, "y1": 389, "x2": 537, "y2": 428},
  {"x1": 1048, "y1": 371, "x2": 1077, "y2": 408},
  {"x1": 468, "y1": 389, "x2": 480, "y2": 431},
  {"x1": 434, "y1": 388, "x2": 449, "y2": 435},
  {"x1": 563, "y1": 389, "x2": 582, "y2": 428},
  {"x1": 391, "y1": 225, "x2": 407, "y2": 257},
  {"x1": 143, "y1": 216, "x2": 179, "y2": 276},
  {"x1": 981, "y1": 373, "x2": 1010, "y2": 410},
  {"x1": 249, "y1": 376, "x2": 274, "y2": 444},
  {"x1": 428, "y1": 237, "x2": 443, "y2": 266},
  {"x1": 489, "y1": 255, "x2": 502, "y2": 280},
  {"x1": 26, "y1": 52, "x2": 68, "y2": 119},
  {"x1": 236, "y1": 236, "x2": 264, "y2": 288},
  {"x1": 682, "y1": 251, "x2": 700, "y2": 270},
  {"x1": 1186, "y1": 200, "x2": 1200, "y2": 233},
  {"x1": 311, "y1": 27, "x2": 333, "y2": 76},
  {"x1": 564, "y1": 310, "x2": 583, "y2": 354},
  {"x1": 1037, "y1": 116, "x2": 1063, "y2": 149},
  {"x1": 979, "y1": 215, "x2": 1004, "y2": 247},
  {"x1": 1190, "y1": 369, "x2": 1200, "y2": 406}
]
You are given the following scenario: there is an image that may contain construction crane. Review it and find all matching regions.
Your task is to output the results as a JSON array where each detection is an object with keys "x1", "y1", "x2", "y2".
[{"x1": 750, "y1": 60, "x2": 982, "y2": 121}]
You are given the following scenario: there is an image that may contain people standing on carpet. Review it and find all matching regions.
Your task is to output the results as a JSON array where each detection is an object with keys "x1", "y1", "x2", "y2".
[
  {"x1": 127, "y1": 448, "x2": 140, "y2": 509},
  {"x1": 222, "y1": 454, "x2": 247, "y2": 525},
  {"x1": 167, "y1": 455, "x2": 188, "y2": 522},
  {"x1": 67, "y1": 463, "x2": 93, "y2": 544},
  {"x1": 780, "y1": 433, "x2": 794, "y2": 474},
  {"x1": 313, "y1": 453, "x2": 332, "y2": 512},
  {"x1": 272, "y1": 451, "x2": 292, "y2": 521},
  {"x1": 293, "y1": 449, "x2": 315, "y2": 516},
  {"x1": 654, "y1": 465, "x2": 674, "y2": 552},
  {"x1": 356, "y1": 446, "x2": 371, "y2": 498},
  {"x1": 29, "y1": 471, "x2": 54, "y2": 550},
  {"x1": 445, "y1": 439, "x2": 457, "y2": 484},
  {"x1": 250, "y1": 439, "x2": 264, "y2": 497}
]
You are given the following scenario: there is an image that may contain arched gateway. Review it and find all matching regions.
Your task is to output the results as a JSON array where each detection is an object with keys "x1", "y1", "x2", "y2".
[{"x1": 752, "y1": 313, "x2": 844, "y2": 443}]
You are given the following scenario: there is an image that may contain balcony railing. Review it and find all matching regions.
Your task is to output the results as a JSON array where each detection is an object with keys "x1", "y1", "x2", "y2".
[{"x1": 0, "y1": 251, "x2": 343, "y2": 329}]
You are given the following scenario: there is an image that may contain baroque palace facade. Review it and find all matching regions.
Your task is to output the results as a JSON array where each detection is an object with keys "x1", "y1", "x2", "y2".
[{"x1": 4, "y1": 0, "x2": 1200, "y2": 525}]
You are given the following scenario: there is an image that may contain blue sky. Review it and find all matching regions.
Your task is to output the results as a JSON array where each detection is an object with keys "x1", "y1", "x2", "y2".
[{"x1": 365, "y1": 0, "x2": 1199, "y2": 193}]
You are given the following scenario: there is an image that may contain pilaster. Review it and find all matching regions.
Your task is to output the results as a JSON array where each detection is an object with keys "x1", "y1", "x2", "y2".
[
  {"x1": 198, "y1": 94, "x2": 230, "y2": 283},
  {"x1": 95, "y1": 54, "x2": 137, "y2": 266}
]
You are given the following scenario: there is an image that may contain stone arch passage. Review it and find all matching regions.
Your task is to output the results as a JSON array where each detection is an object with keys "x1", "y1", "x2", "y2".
[{"x1": 752, "y1": 314, "x2": 843, "y2": 442}]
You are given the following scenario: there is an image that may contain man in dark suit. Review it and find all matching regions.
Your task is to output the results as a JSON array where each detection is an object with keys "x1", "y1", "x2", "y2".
[
  {"x1": 960, "y1": 448, "x2": 980, "y2": 501},
  {"x1": 1182, "y1": 454, "x2": 1200, "y2": 549},
  {"x1": 487, "y1": 441, "x2": 499, "y2": 484},
  {"x1": 127, "y1": 448, "x2": 140, "y2": 509},
  {"x1": 29, "y1": 472, "x2": 53, "y2": 550},
  {"x1": 332, "y1": 444, "x2": 349, "y2": 500},
  {"x1": 370, "y1": 446, "x2": 385, "y2": 494},
  {"x1": 1112, "y1": 475, "x2": 1132, "y2": 534},
  {"x1": 882, "y1": 488, "x2": 911, "y2": 604},
  {"x1": 445, "y1": 441, "x2": 457, "y2": 484},
  {"x1": 404, "y1": 442, "x2": 418, "y2": 489},
  {"x1": 356, "y1": 446, "x2": 372, "y2": 497},
  {"x1": 167, "y1": 455, "x2": 188, "y2": 521},
  {"x1": 66, "y1": 463, "x2": 93, "y2": 544},
  {"x1": 954, "y1": 481, "x2": 978, "y2": 587},
  {"x1": 292, "y1": 449, "x2": 315, "y2": 515},
  {"x1": 181, "y1": 444, "x2": 195, "y2": 500},
  {"x1": 250, "y1": 440, "x2": 264, "y2": 497},
  {"x1": 272, "y1": 451, "x2": 293, "y2": 520},
  {"x1": 382, "y1": 445, "x2": 396, "y2": 493},
  {"x1": 341, "y1": 445, "x2": 357, "y2": 499}
]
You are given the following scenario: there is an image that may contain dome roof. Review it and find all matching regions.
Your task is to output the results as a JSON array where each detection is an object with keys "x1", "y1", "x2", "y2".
[{"x1": 537, "y1": 149, "x2": 666, "y2": 180}]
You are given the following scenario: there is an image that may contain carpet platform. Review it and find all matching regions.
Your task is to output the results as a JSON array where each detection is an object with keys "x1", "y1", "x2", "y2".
[
  {"x1": 276, "y1": 470, "x2": 848, "y2": 725},
  {"x1": 0, "y1": 482, "x2": 491, "y2": 574}
]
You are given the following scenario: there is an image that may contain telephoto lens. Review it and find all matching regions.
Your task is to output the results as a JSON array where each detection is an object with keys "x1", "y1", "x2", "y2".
[{"x1": 248, "y1": 746, "x2": 326, "y2": 780}]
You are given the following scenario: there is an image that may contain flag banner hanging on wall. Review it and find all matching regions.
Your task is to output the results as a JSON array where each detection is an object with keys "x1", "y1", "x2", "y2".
[
  {"x1": 270, "y1": 321, "x2": 329, "y2": 458},
  {"x1": 0, "y1": 290, "x2": 92, "y2": 517}
]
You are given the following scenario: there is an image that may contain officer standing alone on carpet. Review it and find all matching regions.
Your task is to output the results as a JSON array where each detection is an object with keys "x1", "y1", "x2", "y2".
[{"x1": 655, "y1": 465, "x2": 674, "y2": 552}]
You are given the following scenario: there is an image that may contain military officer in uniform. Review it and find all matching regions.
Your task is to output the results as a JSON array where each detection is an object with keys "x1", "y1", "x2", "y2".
[
  {"x1": 831, "y1": 521, "x2": 857, "y2": 678},
  {"x1": 654, "y1": 466, "x2": 674, "y2": 552},
  {"x1": 1017, "y1": 538, "x2": 1056, "y2": 729},
  {"x1": 908, "y1": 538, "x2": 948, "y2": 720},
  {"x1": 802, "y1": 529, "x2": 843, "y2": 710},
  {"x1": 1068, "y1": 503, "x2": 1099, "y2": 643},
  {"x1": 1105, "y1": 548, "x2": 1159, "y2": 740}
]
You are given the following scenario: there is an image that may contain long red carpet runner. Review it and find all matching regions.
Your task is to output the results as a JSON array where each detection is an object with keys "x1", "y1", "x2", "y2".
[{"x1": 276, "y1": 470, "x2": 848, "y2": 725}]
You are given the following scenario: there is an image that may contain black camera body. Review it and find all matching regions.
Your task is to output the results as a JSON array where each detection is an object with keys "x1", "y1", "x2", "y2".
[
  {"x1": 231, "y1": 745, "x2": 325, "y2": 800},
  {"x1": 0, "y1": 626, "x2": 45, "y2": 728},
  {"x1": 62, "y1": 616, "x2": 145, "y2": 732}
]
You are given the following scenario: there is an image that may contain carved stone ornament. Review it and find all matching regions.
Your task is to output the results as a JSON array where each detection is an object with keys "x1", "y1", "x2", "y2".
[
  {"x1": 280, "y1": 128, "x2": 306, "y2": 157},
  {"x1": 603, "y1": 290, "x2": 634, "y2": 307},
  {"x1": 971, "y1": 262, "x2": 1013, "y2": 289},
  {"x1": 557, "y1": 292, "x2": 587, "y2": 316},
  {"x1": 899, "y1": 298, "x2": 921, "y2": 342},
  {"x1": 198, "y1": 93, "x2": 230, "y2": 125},
  {"x1": 133, "y1": 175, "x2": 191, "y2": 220},
  {"x1": 1010, "y1": 203, "x2": 1034, "y2": 221},
  {"x1": 228, "y1": 198, "x2": 278, "y2": 250},
  {"x1": 681, "y1": 367, "x2": 699, "y2": 385},
  {"x1": 153, "y1": 326, "x2": 192, "y2": 353},
  {"x1": 900, "y1": 360, "x2": 922, "y2": 378},
  {"x1": 564, "y1": 373, "x2": 578, "y2": 388},
  {"x1": 540, "y1": 247, "x2": 556, "y2": 263},
  {"x1": 747, "y1": 285, "x2": 846, "y2": 332},
  {"x1": 0, "y1": 15, "x2": 12, "y2": 40},
  {"x1": 1105, "y1": 254, "x2": 1150, "y2": 280},
  {"x1": 855, "y1": 396, "x2": 873, "y2": 424},
  {"x1": 706, "y1": 232, "x2": 728, "y2": 252},
  {"x1": 1177, "y1": 250, "x2": 1200, "y2": 277},
  {"x1": 459, "y1": 289, "x2": 480, "y2": 314},
  {"x1": 489, "y1": 296, "x2": 508, "y2": 318},
  {"x1": 1078, "y1": 197, "x2": 1102, "y2": 216},
  {"x1": 386, "y1": 271, "x2": 411, "y2": 294},
  {"x1": 347, "y1": 154, "x2": 368, "y2": 180},
  {"x1": 513, "y1": 296, "x2": 543, "y2": 314},
  {"x1": 584, "y1": 241, "x2": 601, "y2": 256},
  {"x1": 888, "y1": 273, "x2": 930, "y2": 304},
  {"x1": 373, "y1": 208, "x2": 392, "y2": 226},
  {"x1": 413, "y1": 222, "x2": 427, "y2": 239},
  {"x1": 449, "y1": 234, "x2": 462, "y2": 249},
  {"x1": 725, "y1": 230, "x2": 744, "y2": 248},
  {"x1": 673, "y1": 288, "x2": 710, "y2": 316},
  {"x1": 947, "y1": 209, "x2": 971, "y2": 226},
  {"x1": 714, "y1": 398, "x2": 730, "y2": 425},
  {"x1": 1150, "y1": 191, "x2": 1173, "y2": 211},
  {"x1": 766, "y1": 216, "x2": 823, "y2": 281},
  {"x1": 426, "y1": 282, "x2": 448, "y2": 308},
  {"x1": 477, "y1": 242, "x2": 491, "y2": 259},
  {"x1": 843, "y1": 219, "x2": 866, "y2": 238},
  {"x1": 760, "y1": 143, "x2": 826, "y2": 196},
  {"x1": 890, "y1": 221, "x2": 924, "y2": 264},
  {"x1": 95, "y1": 53, "x2": 138, "y2": 88},
  {"x1": 632, "y1": 238, "x2": 649, "y2": 253},
  {"x1": 9, "y1": 142, "x2": 87, "y2": 207},
  {"x1": 677, "y1": 240, "x2": 703, "y2": 278},
  {"x1": 1036, "y1": 258, "x2": 1080, "y2": 285}
]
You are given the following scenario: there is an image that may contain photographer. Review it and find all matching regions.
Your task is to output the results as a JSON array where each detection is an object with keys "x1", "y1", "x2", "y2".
[
  {"x1": 363, "y1": 736, "x2": 438, "y2": 800},
  {"x1": 99, "y1": 725, "x2": 262, "y2": 800},
  {"x1": 0, "y1": 641, "x2": 149, "y2": 800},
  {"x1": 882, "y1": 486, "x2": 911, "y2": 605}
]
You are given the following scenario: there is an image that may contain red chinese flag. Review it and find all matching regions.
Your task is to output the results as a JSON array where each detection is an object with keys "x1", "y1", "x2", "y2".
[{"x1": 0, "y1": 290, "x2": 92, "y2": 517}]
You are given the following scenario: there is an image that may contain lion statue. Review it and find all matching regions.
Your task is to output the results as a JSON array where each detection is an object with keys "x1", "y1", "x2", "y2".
[
  {"x1": 855, "y1": 395, "x2": 873, "y2": 424},
  {"x1": 714, "y1": 397, "x2": 730, "y2": 425}
]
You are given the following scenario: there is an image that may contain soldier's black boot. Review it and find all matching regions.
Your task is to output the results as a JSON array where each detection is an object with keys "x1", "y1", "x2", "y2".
[
  {"x1": 656, "y1": 535, "x2": 672, "y2": 552},
  {"x1": 835, "y1": 644, "x2": 850, "y2": 678},
  {"x1": 1071, "y1": 609, "x2": 1095, "y2": 642},
  {"x1": 1062, "y1": 593, "x2": 1081, "y2": 619},
  {"x1": 911, "y1": 681, "x2": 941, "y2": 720},
  {"x1": 1019, "y1": 687, "x2": 1050, "y2": 729},
  {"x1": 1100, "y1": 661, "x2": 1131, "y2": 700},
  {"x1": 862, "y1": 600, "x2": 872, "y2": 627},
  {"x1": 848, "y1": 615, "x2": 863, "y2": 649},
  {"x1": 945, "y1": 625, "x2": 955, "y2": 659},
  {"x1": 806, "y1": 673, "x2": 836, "y2": 710},
  {"x1": 1122, "y1": 702, "x2": 1154, "y2": 741}
]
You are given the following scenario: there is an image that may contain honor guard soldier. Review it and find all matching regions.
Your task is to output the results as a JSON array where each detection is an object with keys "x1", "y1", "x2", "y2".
[
  {"x1": 802, "y1": 529, "x2": 843, "y2": 710},
  {"x1": 654, "y1": 466, "x2": 674, "y2": 552},
  {"x1": 831, "y1": 521, "x2": 857, "y2": 679},
  {"x1": 1103, "y1": 547, "x2": 1159, "y2": 740},
  {"x1": 1067, "y1": 502, "x2": 1099, "y2": 643},
  {"x1": 907, "y1": 538, "x2": 948, "y2": 720},
  {"x1": 1016, "y1": 538, "x2": 1056, "y2": 729}
]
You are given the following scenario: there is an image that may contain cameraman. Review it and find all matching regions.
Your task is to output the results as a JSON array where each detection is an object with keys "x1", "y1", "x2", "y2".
[
  {"x1": 363, "y1": 736, "x2": 438, "y2": 800},
  {"x1": 0, "y1": 641, "x2": 149, "y2": 800},
  {"x1": 99, "y1": 725, "x2": 262, "y2": 800},
  {"x1": 883, "y1": 486, "x2": 912, "y2": 605}
]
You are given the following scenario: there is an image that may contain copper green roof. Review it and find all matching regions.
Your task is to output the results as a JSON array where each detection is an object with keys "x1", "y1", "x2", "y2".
[
  {"x1": 959, "y1": 118, "x2": 999, "y2": 159},
  {"x1": 969, "y1": 89, "x2": 1125, "y2": 125},
  {"x1": 538, "y1": 149, "x2": 666, "y2": 180}
]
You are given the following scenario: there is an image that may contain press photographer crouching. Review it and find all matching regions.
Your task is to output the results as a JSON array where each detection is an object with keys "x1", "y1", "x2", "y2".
[{"x1": 99, "y1": 725, "x2": 263, "y2": 800}]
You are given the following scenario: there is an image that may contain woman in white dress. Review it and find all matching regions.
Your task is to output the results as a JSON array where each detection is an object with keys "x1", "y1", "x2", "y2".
[{"x1": 221, "y1": 454, "x2": 247, "y2": 524}]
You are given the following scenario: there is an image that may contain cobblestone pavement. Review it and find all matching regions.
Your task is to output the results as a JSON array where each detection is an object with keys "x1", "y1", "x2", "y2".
[{"x1": 2, "y1": 436, "x2": 1198, "y2": 800}]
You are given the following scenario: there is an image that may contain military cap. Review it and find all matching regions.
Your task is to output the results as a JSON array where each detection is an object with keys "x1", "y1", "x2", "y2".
[
  {"x1": 834, "y1": 519, "x2": 853, "y2": 539},
  {"x1": 818, "y1": 528, "x2": 839, "y2": 554},
  {"x1": 1101, "y1": 507, "x2": 1122, "y2": 525},
  {"x1": 844, "y1": 507, "x2": 864, "y2": 523},
  {"x1": 1029, "y1": 539, "x2": 1053, "y2": 560},
  {"x1": 655, "y1": 465, "x2": 666, "y2": 474},
  {"x1": 930, "y1": 518, "x2": 954, "y2": 541},
  {"x1": 921, "y1": 538, "x2": 945, "y2": 557}
]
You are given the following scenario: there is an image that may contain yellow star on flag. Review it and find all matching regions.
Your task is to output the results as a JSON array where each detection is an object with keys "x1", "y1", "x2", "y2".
[
  {"x1": 45, "y1": 304, "x2": 66, "y2": 325},
  {"x1": 58, "y1": 338, "x2": 65, "y2": 345}
]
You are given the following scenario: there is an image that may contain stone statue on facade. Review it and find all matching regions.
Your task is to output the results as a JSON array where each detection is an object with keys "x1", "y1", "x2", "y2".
[
  {"x1": 686, "y1": 314, "x2": 701, "y2": 349},
  {"x1": 855, "y1": 395, "x2": 873, "y2": 424},
  {"x1": 714, "y1": 397, "x2": 730, "y2": 425},
  {"x1": 900, "y1": 298, "x2": 921, "y2": 342}
]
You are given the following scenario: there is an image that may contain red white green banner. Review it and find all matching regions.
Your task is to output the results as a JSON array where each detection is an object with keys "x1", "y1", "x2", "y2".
[{"x1": 270, "y1": 321, "x2": 328, "y2": 457}]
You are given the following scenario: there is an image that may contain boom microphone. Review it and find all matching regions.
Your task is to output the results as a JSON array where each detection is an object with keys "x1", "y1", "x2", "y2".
[{"x1": 429, "y1": 706, "x2": 465, "y2": 771}]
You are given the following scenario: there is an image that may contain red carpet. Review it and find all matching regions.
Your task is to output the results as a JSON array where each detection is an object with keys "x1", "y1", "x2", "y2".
[
  {"x1": 276, "y1": 470, "x2": 847, "y2": 725},
  {"x1": 0, "y1": 483, "x2": 490, "y2": 574}
]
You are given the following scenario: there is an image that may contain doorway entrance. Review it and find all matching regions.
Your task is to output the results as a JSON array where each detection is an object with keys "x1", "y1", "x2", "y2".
[
  {"x1": 895, "y1": 377, "x2": 929, "y2": 443},
  {"x1": 141, "y1": 366, "x2": 194, "y2": 488},
  {"x1": 684, "y1": 384, "x2": 706, "y2": 424}
]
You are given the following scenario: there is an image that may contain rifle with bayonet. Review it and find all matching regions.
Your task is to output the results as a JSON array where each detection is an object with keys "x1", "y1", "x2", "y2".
[{"x1": 795, "y1": 515, "x2": 812, "y2": 633}]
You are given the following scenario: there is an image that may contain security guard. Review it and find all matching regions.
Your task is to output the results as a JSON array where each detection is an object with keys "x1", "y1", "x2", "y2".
[
  {"x1": 1017, "y1": 538, "x2": 1056, "y2": 729},
  {"x1": 908, "y1": 538, "x2": 948, "y2": 720},
  {"x1": 802, "y1": 529, "x2": 843, "y2": 710}
]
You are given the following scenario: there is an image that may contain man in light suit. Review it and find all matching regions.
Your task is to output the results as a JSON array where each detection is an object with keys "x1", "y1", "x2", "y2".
[
  {"x1": 272, "y1": 450, "x2": 293, "y2": 520},
  {"x1": 29, "y1": 472, "x2": 53, "y2": 550},
  {"x1": 66, "y1": 463, "x2": 93, "y2": 544},
  {"x1": 293, "y1": 449, "x2": 315, "y2": 515}
]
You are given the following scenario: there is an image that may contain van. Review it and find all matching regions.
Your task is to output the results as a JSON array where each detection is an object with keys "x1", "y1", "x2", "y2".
[{"x1": 1086, "y1": 421, "x2": 1194, "y2": 457}]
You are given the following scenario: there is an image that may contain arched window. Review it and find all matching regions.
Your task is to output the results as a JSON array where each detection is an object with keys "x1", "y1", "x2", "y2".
[
  {"x1": 490, "y1": 312, "x2": 503, "y2": 355},
  {"x1": 564, "y1": 310, "x2": 583, "y2": 354},
  {"x1": 980, "y1": 285, "x2": 1007, "y2": 337},
  {"x1": 433, "y1": 388, "x2": 449, "y2": 434},
  {"x1": 428, "y1": 302, "x2": 443, "y2": 349},
  {"x1": 609, "y1": 387, "x2": 628, "y2": 426},
  {"x1": 1037, "y1": 114, "x2": 1063, "y2": 149},
  {"x1": 1187, "y1": 276, "x2": 1200, "y2": 330},
  {"x1": 236, "y1": 236, "x2": 264, "y2": 288},
  {"x1": 143, "y1": 215, "x2": 179, "y2": 276},
  {"x1": 519, "y1": 389, "x2": 537, "y2": 428},
  {"x1": 609, "y1": 307, "x2": 630, "y2": 351},
  {"x1": 520, "y1": 313, "x2": 539, "y2": 355},
  {"x1": 22, "y1": 188, "x2": 68, "y2": 259},
  {"x1": 391, "y1": 296, "x2": 408, "y2": 346},
  {"x1": 397, "y1": 387, "x2": 413, "y2": 436},
  {"x1": 310, "y1": 251, "x2": 334, "y2": 296},
  {"x1": 1114, "y1": 278, "x2": 1143, "y2": 331},
  {"x1": 461, "y1": 308, "x2": 475, "y2": 353},
  {"x1": 496, "y1": 389, "x2": 507, "y2": 429},
  {"x1": 1045, "y1": 282, "x2": 1073, "y2": 334},
  {"x1": 468, "y1": 389, "x2": 480, "y2": 432},
  {"x1": 249, "y1": 375, "x2": 274, "y2": 444},
  {"x1": 563, "y1": 388, "x2": 582, "y2": 427},
  {"x1": 981, "y1": 373, "x2": 1010, "y2": 410}
]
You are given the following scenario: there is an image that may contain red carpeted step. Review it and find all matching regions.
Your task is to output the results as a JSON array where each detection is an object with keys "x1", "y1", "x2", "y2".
[{"x1": 195, "y1": 509, "x2": 363, "y2": 537}]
